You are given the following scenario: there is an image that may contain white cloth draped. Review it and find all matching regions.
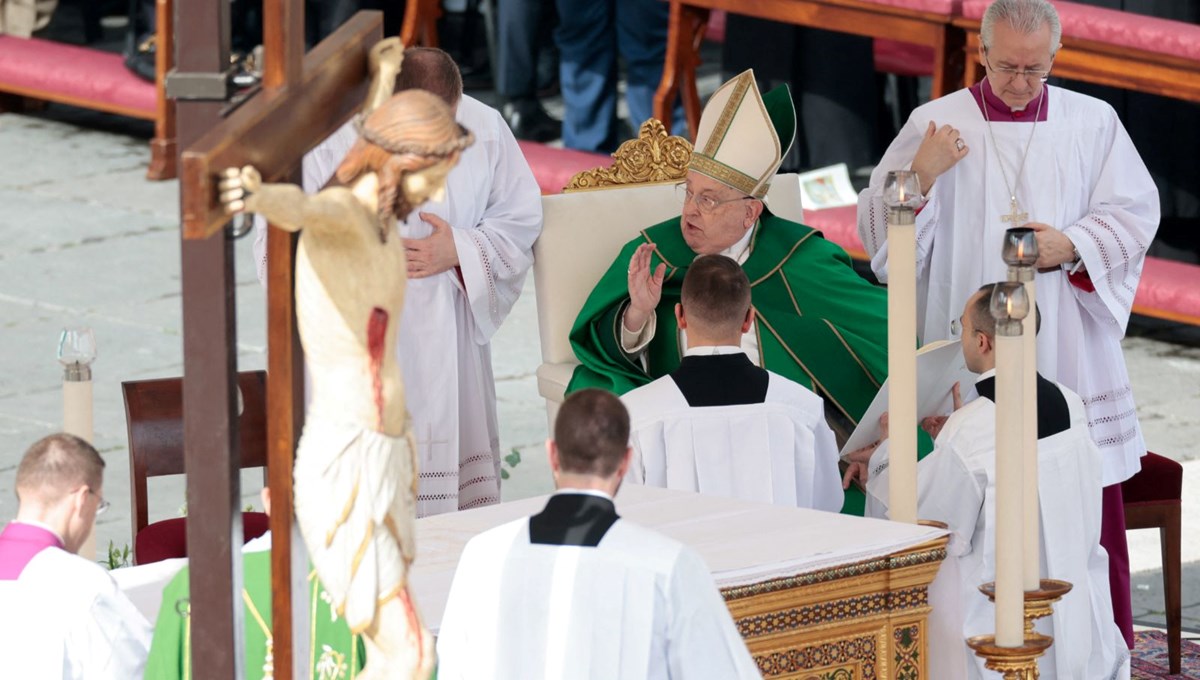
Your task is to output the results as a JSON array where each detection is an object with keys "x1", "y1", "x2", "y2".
[
  {"x1": 864, "y1": 381, "x2": 1129, "y2": 680},
  {"x1": 857, "y1": 86, "x2": 1159, "y2": 485},
  {"x1": 435, "y1": 515, "x2": 761, "y2": 680},
  {"x1": 0, "y1": 548, "x2": 152, "y2": 679},
  {"x1": 621, "y1": 371, "x2": 843, "y2": 512},
  {"x1": 254, "y1": 95, "x2": 543, "y2": 515}
]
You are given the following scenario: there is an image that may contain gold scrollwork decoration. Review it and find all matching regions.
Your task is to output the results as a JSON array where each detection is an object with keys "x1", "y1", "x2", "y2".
[{"x1": 564, "y1": 119, "x2": 694, "y2": 192}]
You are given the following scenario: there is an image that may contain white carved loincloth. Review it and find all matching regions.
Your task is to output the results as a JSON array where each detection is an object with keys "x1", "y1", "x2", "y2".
[{"x1": 294, "y1": 415, "x2": 419, "y2": 633}]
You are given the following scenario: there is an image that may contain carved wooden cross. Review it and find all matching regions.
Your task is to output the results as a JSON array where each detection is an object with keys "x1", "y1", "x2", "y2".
[{"x1": 175, "y1": 3, "x2": 383, "y2": 676}]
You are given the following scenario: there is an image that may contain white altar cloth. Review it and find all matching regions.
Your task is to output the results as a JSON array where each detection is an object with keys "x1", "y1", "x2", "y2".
[{"x1": 411, "y1": 484, "x2": 947, "y2": 633}]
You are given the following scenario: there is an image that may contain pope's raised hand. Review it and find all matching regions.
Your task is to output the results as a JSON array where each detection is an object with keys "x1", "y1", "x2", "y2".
[
  {"x1": 218, "y1": 166, "x2": 261, "y2": 215},
  {"x1": 623, "y1": 243, "x2": 666, "y2": 333},
  {"x1": 910, "y1": 121, "x2": 968, "y2": 195}
]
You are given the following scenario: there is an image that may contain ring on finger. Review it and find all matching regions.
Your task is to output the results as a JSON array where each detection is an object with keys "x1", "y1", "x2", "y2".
[{"x1": 954, "y1": 138, "x2": 965, "y2": 151}]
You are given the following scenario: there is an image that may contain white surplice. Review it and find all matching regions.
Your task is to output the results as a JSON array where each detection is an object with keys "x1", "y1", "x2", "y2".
[
  {"x1": 864, "y1": 374, "x2": 1129, "y2": 680},
  {"x1": 0, "y1": 548, "x2": 152, "y2": 679},
  {"x1": 254, "y1": 95, "x2": 543, "y2": 515},
  {"x1": 435, "y1": 495, "x2": 760, "y2": 680},
  {"x1": 621, "y1": 353, "x2": 843, "y2": 512},
  {"x1": 857, "y1": 86, "x2": 1159, "y2": 486}
]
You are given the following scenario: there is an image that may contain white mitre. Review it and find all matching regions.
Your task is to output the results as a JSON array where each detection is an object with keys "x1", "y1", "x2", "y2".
[{"x1": 689, "y1": 69, "x2": 797, "y2": 199}]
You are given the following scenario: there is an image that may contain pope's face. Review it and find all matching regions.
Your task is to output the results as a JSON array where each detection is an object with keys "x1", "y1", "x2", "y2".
[
  {"x1": 980, "y1": 21, "x2": 1057, "y2": 111},
  {"x1": 679, "y1": 171, "x2": 757, "y2": 256}
]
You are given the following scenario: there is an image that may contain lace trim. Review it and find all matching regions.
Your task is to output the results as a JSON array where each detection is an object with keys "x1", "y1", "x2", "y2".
[
  {"x1": 465, "y1": 229, "x2": 523, "y2": 331},
  {"x1": 1081, "y1": 386, "x2": 1133, "y2": 405}
]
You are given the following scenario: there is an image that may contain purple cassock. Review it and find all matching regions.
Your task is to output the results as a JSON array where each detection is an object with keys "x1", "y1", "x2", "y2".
[{"x1": 0, "y1": 522, "x2": 64, "y2": 579}]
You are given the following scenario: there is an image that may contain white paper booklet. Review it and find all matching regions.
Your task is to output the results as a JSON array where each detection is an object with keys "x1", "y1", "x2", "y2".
[
  {"x1": 839, "y1": 340, "x2": 978, "y2": 457},
  {"x1": 797, "y1": 163, "x2": 858, "y2": 210}
]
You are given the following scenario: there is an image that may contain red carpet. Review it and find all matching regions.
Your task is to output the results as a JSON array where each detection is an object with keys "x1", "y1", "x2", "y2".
[{"x1": 1132, "y1": 630, "x2": 1200, "y2": 678}]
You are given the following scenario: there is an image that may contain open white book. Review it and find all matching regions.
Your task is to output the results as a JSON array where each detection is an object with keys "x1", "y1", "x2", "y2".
[{"x1": 840, "y1": 340, "x2": 978, "y2": 457}]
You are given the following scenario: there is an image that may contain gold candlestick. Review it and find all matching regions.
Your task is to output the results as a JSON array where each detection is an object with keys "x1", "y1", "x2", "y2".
[
  {"x1": 966, "y1": 634, "x2": 1052, "y2": 680},
  {"x1": 980, "y1": 579, "x2": 1073, "y2": 638}
]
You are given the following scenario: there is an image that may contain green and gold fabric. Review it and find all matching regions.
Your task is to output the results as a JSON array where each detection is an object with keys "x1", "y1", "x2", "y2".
[
  {"x1": 146, "y1": 549, "x2": 366, "y2": 680},
  {"x1": 567, "y1": 214, "x2": 934, "y2": 514}
]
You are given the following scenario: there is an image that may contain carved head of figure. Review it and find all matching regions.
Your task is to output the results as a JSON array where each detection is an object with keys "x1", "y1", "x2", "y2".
[{"x1": 335, "y1": 89, "x2": 474, "y2": 230}]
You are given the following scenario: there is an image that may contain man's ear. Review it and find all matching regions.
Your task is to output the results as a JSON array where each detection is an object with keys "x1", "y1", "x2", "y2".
[
  {"x1": 675, "y1": 302, "x2": 686, "y2": 330},
  {"x1": 745, "y1": 199, "x2": 764, "y2": 228},
  {"x1": 615, "y1": 446, "x2": 633, "y2": 481},
  {"x1": 741, "y1": 306, "x2": 754, "y2": 334},
  {"x1": 546, "y1": 438, "x2": 560, "y2": 475}
]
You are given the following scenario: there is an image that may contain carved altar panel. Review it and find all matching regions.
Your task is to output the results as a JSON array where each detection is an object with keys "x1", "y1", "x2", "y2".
[
  {"x1": 564, "y1": 119, "x2": 693, "y2": 192},
  {"x1": 724, "y1": 537, "x2": 949, "y2": 679}
]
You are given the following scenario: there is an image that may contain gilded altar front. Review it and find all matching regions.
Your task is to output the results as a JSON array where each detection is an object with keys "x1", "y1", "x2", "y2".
[{"x1": 724, "y1": 536, "x2": 948, "y2": 679}]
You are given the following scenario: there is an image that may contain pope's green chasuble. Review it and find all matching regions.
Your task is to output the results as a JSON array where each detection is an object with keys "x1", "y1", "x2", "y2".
[
  {"x1": 145, "y1": 550, "x2": 366, "y2": 680},
  {"x1": 568, "y1": 214, "x2": 931, "y2": 514}
]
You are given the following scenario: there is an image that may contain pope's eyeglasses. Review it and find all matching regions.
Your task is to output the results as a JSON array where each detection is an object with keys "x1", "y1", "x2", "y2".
[{"x1": 675, "y1": 183, "x2": 753, "y2": 215}]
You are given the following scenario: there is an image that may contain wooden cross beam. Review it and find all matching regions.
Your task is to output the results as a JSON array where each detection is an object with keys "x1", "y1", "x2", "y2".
[
  {"x1": 176, "y1": 3, "x2": 383, "y2": 677},
  {"x1": 180, "y1": 12, "x2": 383, "y2": 240}
]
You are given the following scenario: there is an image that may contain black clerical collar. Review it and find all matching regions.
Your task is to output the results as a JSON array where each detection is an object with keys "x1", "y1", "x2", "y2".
[
  {"x1": 974, "y1": 372, "x2": 1070, "y2": 439},
  {"x1": 529, "y1": 493, "x2": 620, "y2": 547},
  {"x1": 670, "y1": 352, "x2": 769, "y2": 407}
]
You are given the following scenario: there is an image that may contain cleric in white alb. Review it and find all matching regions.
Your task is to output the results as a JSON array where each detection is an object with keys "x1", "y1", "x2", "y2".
[
  {"x1": 621, "y1": 255, "x2": 843, "y2": 512},
  {"x1": 847, "y1": 285, "x2": 1129, "y2": 680},
  {"x1": 436, "y1": 390, "x2": 760, "y2": 680},
  {"x1": 255, "y1": 48, "x2": 542, "y2": 516},
  {"x1": 856, "y1": 0, "x2": 1157, "y2": 644}
]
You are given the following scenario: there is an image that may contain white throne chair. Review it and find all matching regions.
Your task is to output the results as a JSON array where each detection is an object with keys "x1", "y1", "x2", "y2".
[{"x1": 532, "y1": 120, "x2": 808, "y2": 428}]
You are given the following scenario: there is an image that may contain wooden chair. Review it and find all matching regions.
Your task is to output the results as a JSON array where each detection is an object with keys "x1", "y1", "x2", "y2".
[
  {"x1": 1121, "y1": 451, "x2": 1183, "y2": 675},
  {"x1": 122, "y1": 370, "x2": 269, "y2": 564}
]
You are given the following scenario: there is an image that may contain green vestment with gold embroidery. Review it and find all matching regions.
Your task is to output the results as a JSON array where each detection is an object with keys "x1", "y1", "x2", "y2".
[
  {"x1": 567, "y1": 213, "x2": 930, "y2": 514},
  {"x1": 145, "y1": 550, "x2": 366, "y2": 680}
]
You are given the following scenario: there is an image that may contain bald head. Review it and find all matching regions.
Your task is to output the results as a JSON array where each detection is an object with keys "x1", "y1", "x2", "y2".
[
  {"x1": 16, "y1": 433, "x2": 104, "y2": 506},
  {"x1": 395, "y1": 47, "x2": 463, "y2": 110}
]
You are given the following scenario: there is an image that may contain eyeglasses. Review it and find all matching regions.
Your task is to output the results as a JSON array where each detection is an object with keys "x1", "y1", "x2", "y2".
[
  {"x1": 983, "y1": 51, "x2": 1053, "y2": 84},
  {"x1": 675, "y1": 183, "x2": 753, "y2": 215},
  {"x1": 86, "y1": 488, "x2": 111, "y2": 515}
]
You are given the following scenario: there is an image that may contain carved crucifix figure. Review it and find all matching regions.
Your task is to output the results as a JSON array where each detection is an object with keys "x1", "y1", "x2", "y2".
[{"x1": 219, "y1": 38, "x2": 472, "y2": 679}]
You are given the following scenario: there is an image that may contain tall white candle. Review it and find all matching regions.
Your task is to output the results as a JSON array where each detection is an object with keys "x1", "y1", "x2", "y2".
[
  {"x1": 63, "y1": 378, "x2": 96, "y2": 560},
  {"x1": 887, "y1": 216, "x2": 918, "y2": 524},
  {"x1": 1022, "y1": 277, "x2": 1039, "y2": 591},
  {"x1": 995, "y1": 330, "x2": 1025, "y2": 646}
]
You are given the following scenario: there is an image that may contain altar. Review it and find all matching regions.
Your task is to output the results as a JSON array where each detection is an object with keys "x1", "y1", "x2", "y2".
[{"x1": 411, "y1": 485, "x2": 950, "y2": 679}]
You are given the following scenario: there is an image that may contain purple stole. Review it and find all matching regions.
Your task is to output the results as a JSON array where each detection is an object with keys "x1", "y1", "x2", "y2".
[{"x1": 0, "y1": 522, "x2": 64, "y2": 579}]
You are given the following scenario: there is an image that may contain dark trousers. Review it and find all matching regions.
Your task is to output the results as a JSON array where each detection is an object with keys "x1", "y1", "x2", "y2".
[
  {"x1": 554, "y1": 0, "x2": 679, "y2": 152},
  {"x1": 496, "y1": 0, "x2": 557, "y2": 101},
  {"x1": 723, "y1": 17, "x2": 881, "y2": 172}
]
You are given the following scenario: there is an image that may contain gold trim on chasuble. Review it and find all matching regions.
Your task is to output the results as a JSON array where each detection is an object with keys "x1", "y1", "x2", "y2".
[
  {"x1": 825, "y1": 320, "x2": 882, "y2": 390},
  {"x1": 243, "y1": 589, "x2": 275, "y2": 680},
  {"x1": 755, "y1": 312, "x2": 853, "y2": 426}
]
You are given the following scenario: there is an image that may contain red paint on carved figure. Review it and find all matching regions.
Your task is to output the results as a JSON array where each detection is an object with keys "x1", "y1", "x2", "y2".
[{"x1": 367, "y1": 307, "x2": 389, "y2": 430}]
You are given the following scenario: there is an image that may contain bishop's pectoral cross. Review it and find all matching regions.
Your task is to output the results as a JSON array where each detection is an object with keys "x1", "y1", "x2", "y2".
[
  {"x1": 175, "y1": 4, "x2": 385, "y2": 677},
  {"x1": 1001, "y1": 196, "x2": 1029, "y2": 225}
]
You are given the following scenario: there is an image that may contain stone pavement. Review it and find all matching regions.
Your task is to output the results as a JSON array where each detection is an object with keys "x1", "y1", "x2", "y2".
[{"x1": 0, "y1": 106, "x2": 1196, "y2": 631}]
